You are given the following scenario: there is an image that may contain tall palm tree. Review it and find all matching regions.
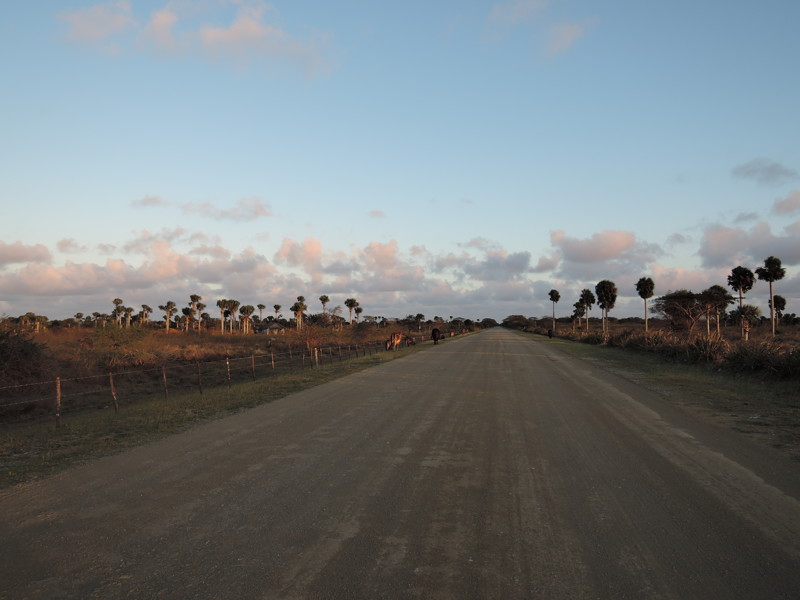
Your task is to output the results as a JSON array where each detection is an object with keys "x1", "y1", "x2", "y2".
[
  {"x1": 699, "y1": 285, "x2": 733, "y2": 338},
  {"x1": 140, "y1": 304, "x2": 153, "y2": 327},
  {"x1": 635, "y1": 277, "x2": 655, "y2": 332},
  {"x1": 355, "y1": 306, "x2": 363, "y2": 322},
  {"x1": 273, "y1": 304, "x2": 282, "y2": 322},
  {"x1": 112, "y1": 298, "x2": 124, "y2": 327},
  {"x1": 548, "y1": 289, "x2": 560, "y2": 332},
  {"x1": 595, "y1": 280, "x2": 617, "y2": 334},
  {"x1": 579, "y1": 289, "x2": 595, "y2": 333},
  {"x1": 291, "y1": 296, "x2": 308, "y2": 330},
  {"x1": 755, "y1": 256, "x2": 786, "y2": 335},
  {"x1": 216, "y1": 299, "x2": 228, "y2": 334},
  {"x1": 415, "y1": 313, "x2": 425, "y2": 331},
  {"x1": 228, "y1": 299, "x2": 241, "y2": 332},
  {"x1": 181, "y1": 307, "x2": 194, "y2": 332},
  {"x1": 257, "y1": 303, "x2": 266, "y2": 322},
  {"x1": 345, "y1": 298, "x2": 359, "y2": 324},
  {"x1": 727, "y1": 266, "x2": 755, "y2": 339},
  {"x1": 239, "y1": 305, "x2": 255, "y2": 334},
  {"x1": 770, "y1": 295, "x2": 786, "y2": 324},
  {"x1": 319, "y1": 295, "x2": 330, "y2": 314},
  {"x1": 159, "y1": 301, "x2": 176, "y2": 333},
  {"x1": 73, "y1": 313, "x2": 84, "y2": 328},
  {"x1": 196, "y1": 302, "x2": 206, "y2": 331},
  {"x1": 124, "y1": 306, "x2": 133, "y2": 328}
]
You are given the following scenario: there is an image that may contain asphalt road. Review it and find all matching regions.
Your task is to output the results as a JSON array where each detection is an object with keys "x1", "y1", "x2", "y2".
[{"x1": 2, "y1": 328, "x2": 800, "y2": 599}]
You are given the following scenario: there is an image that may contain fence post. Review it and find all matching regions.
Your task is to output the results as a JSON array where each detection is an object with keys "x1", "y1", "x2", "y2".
[
  {"x1": 55, "y1": 376, "x2": 62, "y2": 428},
  {"x1": 271, "y1": 351, "x2": 275, "y2": 370},
  {"x1": 196, "y1": 360, "x2": 203, "y2": 395},
  {"x1": 108, "y1": 372, "x2": 120, "y2": 413},
  {"x1": 251, "y1": 354, "x2": 256, "y2": 381},
  {"x1": 162, "y1": 366, "x2": 169, "y2": 399},
  {"x1": 226, "y1": 357, "x2": 231, "y2": 387}
]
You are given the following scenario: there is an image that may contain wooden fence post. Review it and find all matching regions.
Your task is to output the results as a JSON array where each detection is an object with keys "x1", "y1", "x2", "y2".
[
  {"x1": 251, "y1": 354, "x2": 256, "y2": 381},
  {"x1": 226, "y1": 357, "x2": 231, "y2": 387},
  {"x1": 271, "y1": 351, "x2": 275, "y2": 370},
  {"x1": 108, "y1": 372, "x2": 119, "y2": 413},
  {"x1": 196, "y1": 360, "x2": 203, "y2": 395},
  {"x1": 162, "y1": 366, "x2": 169, "y2": 399},
  {"x1": 55, "y1": 376, "x2": 62, "y2": 428}
]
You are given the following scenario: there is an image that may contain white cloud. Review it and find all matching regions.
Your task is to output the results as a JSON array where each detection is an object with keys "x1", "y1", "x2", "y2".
[{"x1": 0, "y1": 242, "x2": 52, "y2": 267}]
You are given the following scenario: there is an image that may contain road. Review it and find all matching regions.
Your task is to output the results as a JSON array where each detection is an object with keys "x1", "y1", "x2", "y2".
[{"x1": 2, "y1": 328, "x2": 800, "y2": 599}]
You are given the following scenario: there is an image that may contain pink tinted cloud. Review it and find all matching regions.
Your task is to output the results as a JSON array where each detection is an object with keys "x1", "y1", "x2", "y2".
[
  {"x1": 772, "y1": 190, "x2": 800, "y2": 215},
  {"x1": 57, "y1": 238, "x2": 88, "y2": 253},
  {"x1": 61, "y1": 0, "x2": 135, "y2": 41},
  {"x1": 0, "y1": 242, "x2": 52, "y2": 266},
  {"x1": 181, "y1": 197, "x2": 272, "y2": 221},
  {"x1": 699, "y1": 221, "x2": 800, "y2": 268},
  {"x1": 547, "y1": 21, "x2": 593, "y2": 56},
  {"x1": 551, "y1": 229, "x2": 636, "y2": 262}
]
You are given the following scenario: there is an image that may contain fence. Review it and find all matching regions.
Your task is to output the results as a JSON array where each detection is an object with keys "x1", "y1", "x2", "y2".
[{"x1": 0, "y1": 337, "x2": 415, "y2": 425}]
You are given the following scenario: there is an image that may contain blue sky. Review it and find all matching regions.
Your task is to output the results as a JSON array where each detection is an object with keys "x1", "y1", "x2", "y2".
[{"x1": 1, "y1": 0, "x2": 799, "y2": 322}]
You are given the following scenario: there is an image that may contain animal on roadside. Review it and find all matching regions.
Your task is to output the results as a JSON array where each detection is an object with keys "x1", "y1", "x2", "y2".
[
  {"x1": 431, "y1": 328, "x2": 442, "y2": 345},
  {"x1": 385, "y1": 332, "x2": 404, "y2": 351},
  {"x1": 404, "y1": 335, "x2": 416, "y2": 346}
]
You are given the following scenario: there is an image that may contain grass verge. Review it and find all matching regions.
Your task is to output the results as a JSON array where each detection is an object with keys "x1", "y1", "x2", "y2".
[
  {"x1": 528, "y1": 332, "x2": 800, "y2": 462},
  {"x1": 0, "y1": 345, "x2": 426, "y2": 490}
]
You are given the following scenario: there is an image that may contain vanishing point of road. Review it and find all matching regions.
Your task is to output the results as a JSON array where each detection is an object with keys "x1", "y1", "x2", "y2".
[{"x1": 2, "y1": 328, "x2": 799, "y2": 599}]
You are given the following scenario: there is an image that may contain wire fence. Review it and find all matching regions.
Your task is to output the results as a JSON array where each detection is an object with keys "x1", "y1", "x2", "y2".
[{"x1": 0, "y1": 337, "x2": 419, "y2": 425}]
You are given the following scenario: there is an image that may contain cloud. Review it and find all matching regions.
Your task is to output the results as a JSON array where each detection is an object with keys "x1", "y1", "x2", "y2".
[
  {"x1": 551, "y1": 229, "x2": 636, "y2": 262},
  {"x1": 0, "y1": 242, "x2": 52, "y2": 267},
  {"x1": 61, "y1": 0, "x2": 334, "y2": 77},
  {"x1": 132, "y1": 194, "x2": 168, "y2": 208},
  {"x1": 57, "y1": 238, "x2": 88, "y2": 253},
  {"x1": 181, "y1": 197, "x2": 272, "y2": 221},
  {"x1": 546, "y1": 21, "x2": 593, "y2": 55},
  {"x1": 732, "y1": 158, "x2": 798, "y2": 186},
  {"x1": 698, "y1": 221, "x2": 800, "y2": 268},
  {"x1": 488, "y1": 0, "x2": 549, "y2": 26},
  {"x1": 61, "y1": 0, "x2": 136, "y2": 42},
  {"x1": 772, "y1": 190, "x2": 800, "y2": 215},
  {"x1": 532, "y1": 253, "x2": 559, "y2": 273}
]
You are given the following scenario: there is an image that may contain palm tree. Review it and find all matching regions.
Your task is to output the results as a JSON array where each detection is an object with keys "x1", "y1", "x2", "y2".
[
  {"x1": 770, "y1": 295, "x2": 786, "y2": 323},
  {"x1": 112, "y1": 298, "x2": 124, "y2": 327},
  {"x1": 273, "y1": 304, "x2": 282, "y2": 322},
  {"x1": 355, "y1": 306, "x2": 363, "y2": 322},
  {"x1": 548, "y1": 289, "x2": 560, "y2": 332},
  {"x1": 257, "y1": 303, "x2": 266, "y2": 321},
  {"x1": 159, "y1": 301, "x2": 176, "y2": 333},
  {"x1": 196, "y1": 302, "x2": 206, "y2": 331},
  {"x1": 319, "y1": 295, "x2": 330, "y2": 314},
  {"x1": 415, "y1": 313, "x2": 425, "y2": 332},
  {"x1": 579, "y1": 289, "x2": 595, "y2": 333},
  {"x1": 595, "y1": 280, "x2": 617, "y2": 334},
  {"x1": 727, "y1": 266, "x2": 755, "y2": 339},
  {"x1": 124, "y1": 306, "x2": 133, "y2": 328},
  {"x1": 699, "y1": 285, "x2": 733, "y2": 338},
  {"x1": 216, "y1": 299, "x2": 228, "y2": 333},
  {"x1": 291, "y1": 296, "x2": 308, "y2": 330},
  {"x1": 140, "y1": 304, "x2": 153, "y2": 327},
  {"x1": 345, "y1": 298, "x2": 359, "y2": 324},
  {"x1": 228, "y1": 299, "x2": 241, "y2": 332},
  {"x1": 755, "y1": 256, "x2": 786, "y2": 335},
  {"x1": 181, "y1": 307, "x2": 194, "y2": 332},
  {"x1": 635, "y1": 277, "x2": 655, "y2": 332},
  {"x1": 730, "y1": 304, "x2": 761, "y2": 341},
  {"x1": 73, "y1": 313, "x2": 84, "y2": 328},
  {"x1": 239, "y1": 305, "x2": 255, "y2": 334}
]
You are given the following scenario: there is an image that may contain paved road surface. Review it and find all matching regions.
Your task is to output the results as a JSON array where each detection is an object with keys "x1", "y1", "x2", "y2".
[{"x1": 2, "y1": 329, "x2": 800, "y2": 599}]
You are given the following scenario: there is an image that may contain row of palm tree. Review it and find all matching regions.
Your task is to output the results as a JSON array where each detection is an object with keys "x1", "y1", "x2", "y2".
[
  {"x1": 95, "y1": 294, "x2": 366, "y2": 334},
  {"x1": 546, "y1": 256, "x2": 788, "y2": 339}
]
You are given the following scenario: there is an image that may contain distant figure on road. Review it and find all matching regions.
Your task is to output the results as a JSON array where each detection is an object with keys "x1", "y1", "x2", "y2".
[
  {"x1": 431, "y1": 328, "x2": 442, "y2": 345},
  {"x1": 547, "y1": 329, "x2": 553, "y2": 339}
]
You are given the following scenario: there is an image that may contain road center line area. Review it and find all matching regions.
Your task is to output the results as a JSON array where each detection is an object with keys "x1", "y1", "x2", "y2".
[{"x1": 2, "y1": 328, "x2": 799, "y2": 599}]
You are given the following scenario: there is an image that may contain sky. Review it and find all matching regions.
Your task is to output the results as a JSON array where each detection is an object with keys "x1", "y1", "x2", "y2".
[{"x1": 2, "y1": 0, "x2": 799, "y2": 323}]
